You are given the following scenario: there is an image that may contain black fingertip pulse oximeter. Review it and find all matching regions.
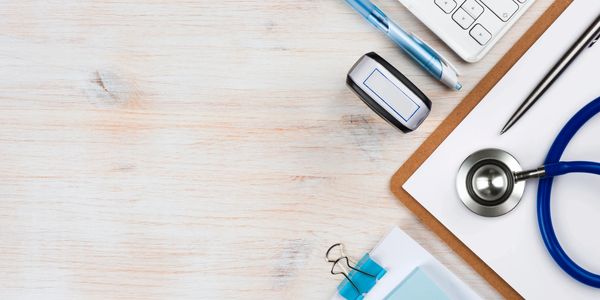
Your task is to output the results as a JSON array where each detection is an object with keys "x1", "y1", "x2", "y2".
[{"x1": 347, "y1": 52, "x2": 432, "y2": 133}]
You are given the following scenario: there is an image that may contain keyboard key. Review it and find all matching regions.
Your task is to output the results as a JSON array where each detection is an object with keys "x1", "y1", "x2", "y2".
[
  {"x1": 452, "y1": 8, "x2": 474, "y2": 29},
  {"x1": 435, "y1": 0, "x2": 457, "y2": 14},
  {"x1": 470, "y1": 24, "x2": 492, "y2": 45},
  {"x1": 479, "y1": 0, "x2": 519, "y2": 22},
  {"x1": 462, "y1": 0, "x2": 484, "y2": 19}
]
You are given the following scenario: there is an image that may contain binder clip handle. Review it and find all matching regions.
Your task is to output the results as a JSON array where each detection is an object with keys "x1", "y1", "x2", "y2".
[
  {"x1": 326, "y1": 243, "x2": 387, "y2": 300},
  {"x1": 326, "y1": 243, "x2": 346, "y2": 263},
  {"x1": 330, "y1": 256, "x2": 377, "y2": 295}
]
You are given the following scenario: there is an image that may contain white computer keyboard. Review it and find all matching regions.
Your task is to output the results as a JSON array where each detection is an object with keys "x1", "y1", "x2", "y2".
[{"x1": 399, "y1": 0, "x2": 535, "y2": 62}]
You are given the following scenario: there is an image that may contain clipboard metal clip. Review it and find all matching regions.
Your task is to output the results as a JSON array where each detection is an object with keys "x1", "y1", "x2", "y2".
[{"x1": 326, "y1": 243, "x2": 387, "y2": 300}]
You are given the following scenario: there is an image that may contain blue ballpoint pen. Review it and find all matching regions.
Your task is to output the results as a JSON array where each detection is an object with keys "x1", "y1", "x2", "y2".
[{"x1": 345, "y1": 0, "x2": 462, "y2": 90}]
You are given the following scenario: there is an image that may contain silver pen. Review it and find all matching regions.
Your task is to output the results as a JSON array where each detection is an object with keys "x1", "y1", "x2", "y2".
[{"x1": 500, "y1": 15, "x2": 600, "y2": 135}]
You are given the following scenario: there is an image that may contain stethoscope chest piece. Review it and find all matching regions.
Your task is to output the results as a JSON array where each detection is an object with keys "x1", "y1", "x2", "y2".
[
  {"x1": 452, "y1": 97, "x2": 600, "y2": 287},
  {"x1": 457, "y1": 149, "x2": 525, "y2": 217}
]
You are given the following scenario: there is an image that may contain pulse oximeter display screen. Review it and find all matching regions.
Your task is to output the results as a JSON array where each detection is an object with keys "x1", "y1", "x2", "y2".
[
  {"x1": 347, "y1": 52, "x2": 432, "y2": 133},
  {"x1": 363, "y1": 69, "x2": 421, "y2": 122}
]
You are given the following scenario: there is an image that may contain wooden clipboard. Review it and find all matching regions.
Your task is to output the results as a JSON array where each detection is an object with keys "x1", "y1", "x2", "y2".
[{"x1": 390, "y1": 1, "x2": 573, "y2": 299}]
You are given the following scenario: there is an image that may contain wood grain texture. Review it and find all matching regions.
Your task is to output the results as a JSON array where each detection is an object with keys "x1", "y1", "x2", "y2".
[{"x1": 0, "y1": 1, "x2": 553, "y2": 299}]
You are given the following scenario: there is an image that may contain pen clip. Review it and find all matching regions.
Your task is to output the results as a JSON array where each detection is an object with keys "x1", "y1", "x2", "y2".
[{"x1": 410, "y1": 33, "x2": 461, "y2": 76}]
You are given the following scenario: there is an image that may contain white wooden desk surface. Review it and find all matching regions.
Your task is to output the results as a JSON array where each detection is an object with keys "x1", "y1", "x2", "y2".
[{"x1": 0, "y1": 1, "x2": 554, "y2": 299}]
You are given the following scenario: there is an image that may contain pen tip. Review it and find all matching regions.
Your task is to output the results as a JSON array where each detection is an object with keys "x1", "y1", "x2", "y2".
[{"x1": 500, "y1": 120, "x2": 514, "y2": 135}]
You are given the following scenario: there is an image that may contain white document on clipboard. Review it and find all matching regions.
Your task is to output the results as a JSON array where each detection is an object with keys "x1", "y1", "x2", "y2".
[{"x1": 403, "y1": 0, "x2": 600, "y2": 299}]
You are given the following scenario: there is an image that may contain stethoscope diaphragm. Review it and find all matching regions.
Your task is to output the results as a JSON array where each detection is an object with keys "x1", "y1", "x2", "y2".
[{"x1": 456, "y1": 148, "x2": 526, "y2": 217}]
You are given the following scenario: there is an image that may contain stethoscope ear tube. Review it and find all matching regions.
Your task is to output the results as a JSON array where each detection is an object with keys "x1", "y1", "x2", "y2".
[{"x1": 537, "y1": 96, "x2": 600, "y2": 288}]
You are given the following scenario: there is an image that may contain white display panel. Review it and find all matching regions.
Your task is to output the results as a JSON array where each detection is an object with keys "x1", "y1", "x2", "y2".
[
  {"x1": 363, "y1": 69, "x2": 420, "y2": 122},
  {"x1": 348, "y1": 55, "x2": 430, "y2": 131}
]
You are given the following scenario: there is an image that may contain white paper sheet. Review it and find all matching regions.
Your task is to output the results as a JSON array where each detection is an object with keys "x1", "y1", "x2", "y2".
[
  {"x1": 331, "y1": 227, "x2": 481, "y2": 300},
  {"x1": 403, "y1": 1, "x2": 600, "y2": 299}
]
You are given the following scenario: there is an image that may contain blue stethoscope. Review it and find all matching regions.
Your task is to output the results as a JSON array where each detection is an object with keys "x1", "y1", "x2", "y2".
[{"x1": 457, "y1": 96, "x2": 600, "y2": 287}]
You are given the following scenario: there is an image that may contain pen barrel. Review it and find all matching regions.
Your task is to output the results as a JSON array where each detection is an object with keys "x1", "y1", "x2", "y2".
[{"x1": 387, "y1": 22, "x2": 443, "y2": 79}]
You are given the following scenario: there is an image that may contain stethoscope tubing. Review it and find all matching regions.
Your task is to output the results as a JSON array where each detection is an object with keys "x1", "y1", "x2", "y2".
[
  {"x1": 544, "y1": 161, "x2": 600, "y2": 177},
  {"x1": 537, "y1": 96, "x2": 600, "y2": 287}
]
